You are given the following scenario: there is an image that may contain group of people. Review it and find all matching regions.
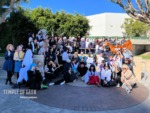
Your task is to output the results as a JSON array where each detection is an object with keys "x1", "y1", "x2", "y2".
[{"x1": 3, "y1": 32, "x2": 137, "y2": 93}]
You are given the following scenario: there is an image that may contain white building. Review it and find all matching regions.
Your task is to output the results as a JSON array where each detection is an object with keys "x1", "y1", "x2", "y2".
[{"x1": 86, "y1": 13, "x2": 130, "y2": 37}]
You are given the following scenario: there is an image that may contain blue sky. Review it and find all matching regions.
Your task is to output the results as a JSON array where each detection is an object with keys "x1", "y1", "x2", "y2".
[{"x1": 21, "y1": 0, "x2": 125, "y2": 16}]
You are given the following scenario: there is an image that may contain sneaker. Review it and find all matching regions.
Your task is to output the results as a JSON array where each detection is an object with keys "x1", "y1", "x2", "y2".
[
  {"x1": 122, "y1": 83, "x2": 126, "y2": 89},
  {"x1": 49, "y1": 83, "x2": 55, "y2": 86},
  {"x1": 73, "y1": 79, "x2": 77, "y2": 83},
  {"x1": 127, "y1": 88, "x2": 131, "y2": 93},
  {"x1": 60, "y1": 81, "x2": 65, "y2": 85},
  {"x1": 41, "y1": 84, "x2": 48, "y2": 89},
  {"x1": 124, "y1": 84, "x2": 131, "y2": 93},
  {"x1": 116, "y1": 84, "x2": 120, "y2": 88},
  {"x1": 132, "y1": 83, "x2": 137, "y2": 88}
]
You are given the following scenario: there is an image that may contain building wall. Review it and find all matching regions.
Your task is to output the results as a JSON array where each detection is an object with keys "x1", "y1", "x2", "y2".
[
  {"x1": 87, "y1": 13, "x2": 106, "y2": 36},
  {"x1": 86, "y1": 13, "x2": 130, "y2": 37}
]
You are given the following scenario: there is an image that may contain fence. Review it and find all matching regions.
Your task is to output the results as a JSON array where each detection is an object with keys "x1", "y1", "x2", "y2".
[{"x1": 88, "y1": 36, "x2": 149, "y2": 41}]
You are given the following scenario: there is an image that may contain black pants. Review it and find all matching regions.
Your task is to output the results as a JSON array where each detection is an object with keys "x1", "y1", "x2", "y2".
[
  {"x1": 45, "y1": 73, "x2": 55, "y2": 81},
  {"x1": 101, "y1": 79, "x2": 116, "y2": 87},
  {"x1": 6, "y1": 71, "x2": 13, "y2": 84},
  {"x1": 115, "y1": 75, "x2": 122, "y2": 86}
]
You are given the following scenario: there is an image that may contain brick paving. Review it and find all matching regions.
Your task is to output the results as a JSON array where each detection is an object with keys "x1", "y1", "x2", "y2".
[
  {"x1": 32, "y1": 81, "x2": 149, "y2": 111},
  {"x1": 0, "y1": 69, "x2": 150, "y2": 113}
]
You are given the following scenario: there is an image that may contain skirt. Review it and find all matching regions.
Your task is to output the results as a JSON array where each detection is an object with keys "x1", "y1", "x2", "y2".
[
  {"x1": 14, "y1": 61, "x2": 22, "y2": 72},
  {"x1": 3, "y1": 60, "x2": 14, "y2": 71},
  {"x1": 88, "y1": 75, "x2": 100, "y2": 85}
]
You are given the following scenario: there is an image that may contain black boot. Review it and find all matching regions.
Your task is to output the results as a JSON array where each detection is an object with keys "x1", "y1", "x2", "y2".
[
  {"x1": 8, "y1": 75, "x2": 13, "y2": 85},
  {"x1": 5, "y1": 78, "x2": 9, "y2": 85}
]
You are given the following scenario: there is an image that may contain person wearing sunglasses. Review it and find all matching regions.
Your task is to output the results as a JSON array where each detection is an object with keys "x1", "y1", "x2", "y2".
[{"x1": 121, "y1": 64, "x2": 136, "y2": 93}]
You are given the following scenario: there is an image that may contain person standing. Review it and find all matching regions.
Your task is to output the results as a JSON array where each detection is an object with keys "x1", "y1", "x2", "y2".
[
  {"x1": 3, "y1": 44, "x2": 14, "y2": 85},
  {"x1": 13, "y1": 45, "x2": 24, "y2": 79},
  {"x1": 17, "y1": 48, "x2": 33, "y2": 86}
]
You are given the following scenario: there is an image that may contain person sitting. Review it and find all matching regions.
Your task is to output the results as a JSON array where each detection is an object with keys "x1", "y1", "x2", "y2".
[
  {"x1": 124, "y1": 58, "x2": 134, "y2": 76},
  {"x1": 71, "y1": 58, "x2": 79, "y2": 75},
  {"x1": 72, "y1": 52, "x2": 80, "y2": 63},
  {"x1": 64, "y1": 67, "x2": 78, "y2": 83},
  {"x1": 99, "y1": 60, "x2": 105, "y2": 72},
  {"x1": 27, "y1": 64, "x2": 48, "y2": 89},
  {"x1": 77, "y1": 62, "x2": 88, "y2": 77},
  {"x1": 97, "y1": 53, "x2": 104, "y2": 71},
  {"x1": 36, "y1": 61, "x2": 45, "y2": 80},
  {"x1": 84, "y1": 64, "x2": 101, "y2": 87},
  {"x1": 44, "y1": 60, "x2": 57, "y2": 82},
  {"x1": 86, "y1": 53, "x2": 95, "y2": 68},
  {"x1": 121, "y1": 64, "x2": 136, "y2": 93},
  {"x1": 110, "y1": 61, "x2": 122, "y2": 87},
  {"x1": 101, "y1": 63, "x2": 115, "y2": 87},
  {"x1": 79, "y1": 52, "x2": 87, "y2": 63},
  {"x1": 62, "y1": 47, "x2": 70, "y2": 65},
  {"x1": 38, "y1": 44, "x2": 45, "y2": 55},
  {"x1": 49, "y1": 67, "x2": 78, "y2": 86}
]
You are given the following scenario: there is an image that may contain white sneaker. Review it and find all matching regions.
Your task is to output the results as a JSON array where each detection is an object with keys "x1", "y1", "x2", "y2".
[
  {"x1": 60, "y1": 81, "x2": 65, "y2": 85},
  {"x1": 73, "y1": 79, "x2": 77, "y2": 83},
  {"x1": 122, "y1": 83, "x2": 126, "y2": 89},
  {"x1": 116, "y1": 84, "x2": 120, "y2": 88},
  {"x1": 124, "y1": 84, "x2": 131, "y2": 93},
  {"x1": 49, "y1": 83, "x2": 55, "y2": 86}
]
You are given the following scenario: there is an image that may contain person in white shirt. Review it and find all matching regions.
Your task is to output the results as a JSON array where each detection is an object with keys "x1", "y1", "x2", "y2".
[
  {"x1": 28, "y1": 37, "x2": 34, "y2": 53},
  {"x1": 101, "y1": 63, "x2": 114, "y2": 87},
  {"x1": 113, "y1": 51, "x2": 123, "y2": 68},
  {"x1": 62, "y1": 48, "x2": 70, "y2": 64},
  {"x1": 86, "y1": 54, "x2": 94, "y2": 68},
  {"x1": 97, "y1": 53, "x2": 104, "y2": 71},
  {"x1": 67, "y1": 43, "x2": 73, "y2": 53},
  {"x1": 86, "y1": 38, "x2": 90, "y2": 48},
  {"x1": 122, "y1": 48, "x2": 133, "y2": 61}
]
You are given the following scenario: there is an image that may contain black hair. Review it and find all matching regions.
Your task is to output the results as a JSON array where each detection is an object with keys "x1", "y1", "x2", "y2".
[
  {"x1": 89, "y1": 64, "x2": 96, "y2": 72},
  {"x1": 79, "y1": 61, "x2": 85, "y2": 65},
  {"x1": 104, "y1": 63, "x2": 110, "y2": 69}
]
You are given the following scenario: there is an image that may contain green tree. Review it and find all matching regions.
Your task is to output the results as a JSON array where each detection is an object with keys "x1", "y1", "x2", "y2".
[
  {"x1": 0, "y1": 0, "x2": 29, "y2": 24},
  {"x1": 0, "y1": 7, "x2": 90, "y2": 51},
  {"x1": 0, "y1": 9, "x2": 37, "y2": 51},
  {"x1": 121, "y1": 18, "x2": 150, "y2": 37},
  {"x1": 26, "y1": 8, "x2": 90, "y2": 37}
]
